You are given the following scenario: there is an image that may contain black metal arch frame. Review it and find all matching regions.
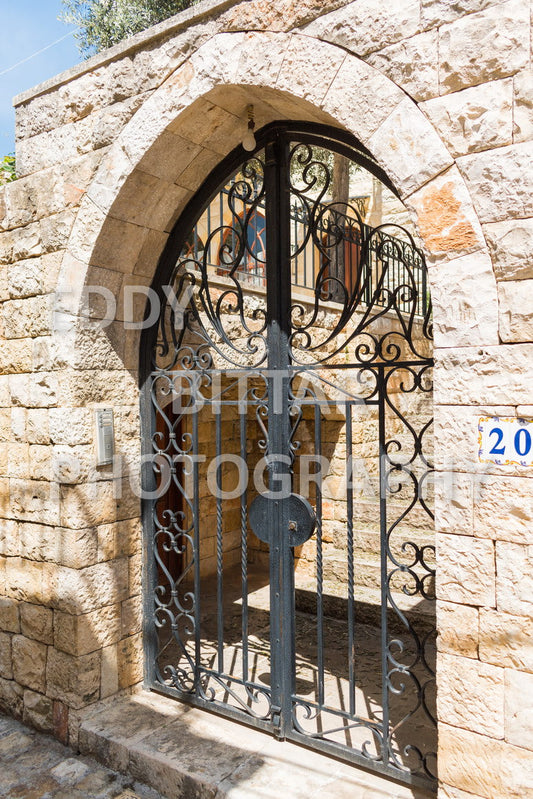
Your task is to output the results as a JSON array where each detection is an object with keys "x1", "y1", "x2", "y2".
[
  {"x1": 140, "y1": 121, "x2": 396, "y2": 341},
  {"x1": 139, "y1": 121, "x2": 436, "y2": 792}
]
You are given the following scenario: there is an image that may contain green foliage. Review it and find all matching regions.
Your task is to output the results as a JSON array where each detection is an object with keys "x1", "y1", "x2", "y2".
[
  {"x1": 60, "y1": 0, "x2": 199, "y2": 57},
  {"x1": 0, "y1": 154, "x2": 16, "y2": 186}
]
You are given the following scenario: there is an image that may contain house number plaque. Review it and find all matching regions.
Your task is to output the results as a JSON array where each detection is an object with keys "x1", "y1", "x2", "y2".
[{"x1": 478, "y1": 416, "x2": 533, "y2": 466}]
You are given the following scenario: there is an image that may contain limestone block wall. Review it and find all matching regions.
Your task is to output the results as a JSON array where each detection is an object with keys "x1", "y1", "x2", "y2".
[{"x1": 0, "y1": 1, "x2": 531, "y2": 797}]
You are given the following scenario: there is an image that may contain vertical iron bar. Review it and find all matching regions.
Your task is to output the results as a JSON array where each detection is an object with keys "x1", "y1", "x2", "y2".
[
  {"x1": 421, "y1": 256, "x2": 427, "y2": 317},
  {"x1": 207, "y1": 201, "x2": 212, "y2": 266},
  {"x1": 304, "y1": 219, "x2": 308, "y2": 289},
  {"x1": 378, "y1": 365, "x2": 389, "y2": 767},
  {"x1": 215, "y1": 406, "x2": 224, "y2": 674},
  {"x1": 192, "y1": 408, "x2": 202, "y2": 689},
  {"x1": 314, "y1": 403, "x2": 324, "y2": 708},
  {"x1": 140, "y1": 371, "x2": 157, "y2": 689},
  {"x1": 264, "y1": 131, "x2": 293, "y2": 736},
  {"x1": 240, "y1": 405, "x2": 249, "y2": 684},
  {"x1": 346, "y1": 401, "x2": 355, "y2": 717}
]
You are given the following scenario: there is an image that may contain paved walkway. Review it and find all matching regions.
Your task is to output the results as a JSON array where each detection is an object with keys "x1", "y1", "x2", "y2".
[{"x1": 0, "y1": 714, "x2": 167, "y2": 799}]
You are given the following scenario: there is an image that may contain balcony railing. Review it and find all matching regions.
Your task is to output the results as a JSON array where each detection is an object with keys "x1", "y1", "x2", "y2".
[{"x1": 181, "y1": 187, "x2": 429, "y2": 319}]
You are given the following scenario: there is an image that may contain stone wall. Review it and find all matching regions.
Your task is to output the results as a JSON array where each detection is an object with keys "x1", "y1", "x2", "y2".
[{"x1": 0, "y1": 1, "x2": 532, "y2": 797}]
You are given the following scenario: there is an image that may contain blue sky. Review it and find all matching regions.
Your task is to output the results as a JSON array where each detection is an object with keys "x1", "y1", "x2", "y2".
[{"x1": 0, "y1": 0, "x2": 81, "y2": 154}]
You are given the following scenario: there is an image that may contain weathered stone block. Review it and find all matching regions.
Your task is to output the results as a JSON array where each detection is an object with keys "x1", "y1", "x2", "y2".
[
  {"x1": 52, "y1": 443, "x2": 103, "y2": 485},
  {"x1": 1, "y1": 222, "x2": 41, "y2": 263},
  {"x1": 5, "y1": 557, "x2": 44, "y2": 604},
  {"x1": 50, "y1": 559, "x2": 128, "y2": 614},
  {"x1": 54, "y1": 604, "x2": 122, "y2": 656},
  {"x1": 97, "y1": 517, "x2": 141, "y2": 562},
  {"x1": 496, "y1": 542, "x2": 533, "y2": 617},
  {"x1": 100, "y1": 643, "x2": 119, "y2": 699},
  {"x1": 475, "y1": 477, "x2": 533, "y2": 544},
  {"x1": 437, "y1": 600, "x2": 478, "y2": 658},
  {"x1": 18, "y1": 522, "x2": 99, "y2": 568},
  {"x1": 7, "y1": 257, "x2": 44, "y2": 299},
  {"x1": 434, "y1": 345, "x2": 533, "y2": 406},
  {"x1": 49, "y1": 407, "x2": 92, "y2": 445},
  {"x1": 457, "y1": 142, "x2": 533, "y2": 224},
  {"x1": 0, "y1": 519, "x2": 19, "y2": 558},
  {"x1": 484, "y1": 217, "x2": 533, "y2": 281},
  {"x1": 0, "y1": 676, "x2": 23, "y2": 718},
  {"x1": 439, "y1": 722, "x2": 533, "y2": 798},
  {"x1": 220, "y1": 0, "x2": 348, "y2": 33},
  {"x1": 59, "y1": 480, "x2": 120, "y2": 529},
  {"x1": 498, "y1": 280, "x2": 533, "y2": 343},
  {"x1": 275, "y1": 33, "x2": 346, "y2": 107},
  {"x1": 435, "y1": 472, "x2": 474, "y2": 535},
  {"x1": 20, "y1": 603, "x2": 53, "y2": 645},
  {"x1": 39, "y1": 208, "x2": 76, "y2": 253},
  {"x1": 12, "y1": 634, "x2": 47, "y2": 693},
  {"x1": 15, "y1": 116, "x2": 96, "y2": 178},
  {"x1": 9, "y1": 372, "x2": 57, "y2": 408},
  {"x1": 303, "y1": 0, "x2": 420, "y2": 56},
  {"x1": 513, "y1": 66, "x2": 533, "y2": 143},
  {"x1": 26, "y1": 408, "x2": 50, "y2": 445},
  {"x1": 421, "y1": 78, "x2": 513, "y2": 157},
  {"x1": 6, "y1": 442, "x2": 30, "y2": 480},
  {"x1": 128, "y1": 553, "x2": 142, "y2": 598},
  {"x1": 0, "y1": 338, "x2": 33, "y2": 374},
  {"x1": 322, "y1": 56, "x2": 405, "y2": 142},
  {"x1": 406, "y1": 166, "x2": 484, "y2": 258},
  {"x1": 429, "y1": 250, "x2": 498, "y2": 347},
  {"x1": 368, "y1": 98, "x2": 453, "y2": 197},
  {"x1": 0, "y1": 631, "x2": 13, "y2": 679},
  {"x1": 46, "y1": 647, "x2": 100, "y2": 709},
  {"x1": 438, "y1": 0, "x2": 529, "y2": 93},
  {"x1": 505, "y1": 668, "x2": 533, "y2": 751},
  {"x1": 420, "y1": 0, "x2": 502, "y2": 28},
  {"x1": 437, "y1": 652, "x2": 504, "y2": 737},
  {"x1": 9, "y1": 406, "x2": 25, "y2": 441},
  {"x1": 117, "y1": 632, "x2": 142, "y2": 689},
  {"x1": 121, "y1": 596, "x2": 142, "y2": 639},
  {"x1": 437, "y1": 533, "x2": 495, "y2": 606},
  {"x1": 55, "y1": 368, "x2": 138, "y2": 408},
  {"x1": 0, "y1": 597, "x2": 19, "y2": 633},
  {"x1": 9, "y1": 479, "x2": 60, "y2": 526},
  {"x1": 366, "y1": 29, "x2": 439, "y2": 102},
  {"x1": 23, "y1": 688, "x2": 53, "y2": 733},
  {"x1": 479, "y1": 609, "x2": 533, "y2": 672}
]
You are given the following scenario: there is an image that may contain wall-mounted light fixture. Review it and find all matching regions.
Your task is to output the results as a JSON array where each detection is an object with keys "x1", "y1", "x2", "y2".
[{"x1": 242, "y1": 104, "x2": 256, "y2": 152}]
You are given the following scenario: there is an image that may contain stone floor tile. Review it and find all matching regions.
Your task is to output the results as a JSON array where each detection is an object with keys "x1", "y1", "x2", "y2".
[
  {"x1": 0, "y1": 714, "x2": 168, "y2": 799},
  {"x1": 50, "y1": 757, "x2": 92, "y2": 784}
]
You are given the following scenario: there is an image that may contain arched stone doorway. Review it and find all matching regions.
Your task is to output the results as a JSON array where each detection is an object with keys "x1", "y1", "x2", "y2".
[
  {"x1": 140, "y1": 121, "x2": 435, "y2": 789},
  {"x1": 55, "y1": 27, "x2": 501, "y2": 799}
]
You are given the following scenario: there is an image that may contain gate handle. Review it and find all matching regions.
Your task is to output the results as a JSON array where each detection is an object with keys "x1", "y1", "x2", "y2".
[{"x1": 249, "y1": 493, "x2": 316, "y2": 547}]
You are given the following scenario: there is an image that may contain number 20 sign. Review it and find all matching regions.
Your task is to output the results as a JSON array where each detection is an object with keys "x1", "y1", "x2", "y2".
[{"x1": 478, "y1": 417, "x2": 533, "y2": 466}]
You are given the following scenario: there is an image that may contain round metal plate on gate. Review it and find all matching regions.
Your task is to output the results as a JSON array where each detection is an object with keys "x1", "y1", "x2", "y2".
[{"x1": 249, "y1": 493, "x2": 316, "y2": 547}]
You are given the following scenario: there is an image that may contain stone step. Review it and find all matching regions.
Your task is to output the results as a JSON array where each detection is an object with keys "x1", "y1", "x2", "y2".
[
  {"x1": 294, "y1": 584, "x2": 435, "y2": 636},
  {"x1": 78, "y1": 692, "x2": 434, "y2": 799},
  {"x1": 322, "y1": 525, "x2": 434, "y2": 557},
  {"x1": 321, "y1": 553, "x2": 435, "y2": 594}
]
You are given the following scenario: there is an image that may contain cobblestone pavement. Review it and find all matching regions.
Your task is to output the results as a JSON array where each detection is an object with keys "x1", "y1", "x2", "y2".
[{"x1": 0, "y1": 714, "x2": 167, "y2": 799}]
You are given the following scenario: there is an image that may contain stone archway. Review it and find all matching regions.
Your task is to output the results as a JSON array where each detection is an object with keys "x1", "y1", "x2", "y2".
[
  {"x1": 60, "y1": 30, "x2": 497, "y2": 337},
  {"x1": 54, "y1": 27, "x2": 500, "y2": 798}
]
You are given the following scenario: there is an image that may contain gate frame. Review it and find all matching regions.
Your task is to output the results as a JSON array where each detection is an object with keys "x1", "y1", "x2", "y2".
[{"x1": 139, "y1": 120, "x2": 436, "y2": 790}]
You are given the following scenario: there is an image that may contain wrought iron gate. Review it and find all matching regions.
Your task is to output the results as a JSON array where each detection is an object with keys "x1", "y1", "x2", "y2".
[{"x1": 141, "y1": 123, "x2": 436, "y2": 790}]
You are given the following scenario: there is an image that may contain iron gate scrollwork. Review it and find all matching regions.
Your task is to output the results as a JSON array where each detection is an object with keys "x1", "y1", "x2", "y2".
[{"x1": 141, "y1": 123, "x2": 436, "y2": 790}]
